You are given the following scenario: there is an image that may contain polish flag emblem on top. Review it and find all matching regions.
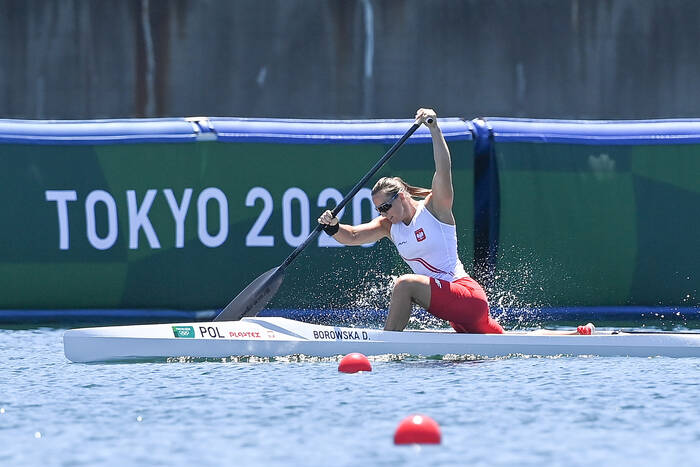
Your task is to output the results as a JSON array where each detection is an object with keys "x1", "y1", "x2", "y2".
[{"x1": 415, "y1": 228, "x2": 426, "y2": 242}]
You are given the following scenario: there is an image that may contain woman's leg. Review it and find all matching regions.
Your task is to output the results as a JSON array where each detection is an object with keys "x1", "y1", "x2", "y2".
[
  {"x1": 384, "y1": 274, "x2": 431, "y2": 331},
  {"x1": 429, "y1": 276, "x2": 502, "y2": 334}
]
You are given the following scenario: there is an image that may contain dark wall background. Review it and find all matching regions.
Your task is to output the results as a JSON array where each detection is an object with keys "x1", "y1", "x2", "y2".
[{"x1": 2, "y1": 0, "x2": 700, "y2": 120}]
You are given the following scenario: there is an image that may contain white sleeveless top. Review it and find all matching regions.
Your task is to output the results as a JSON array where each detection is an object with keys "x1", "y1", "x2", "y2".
[{"x1": 389, "y1": 201, "x2": 468, "y2": 282}]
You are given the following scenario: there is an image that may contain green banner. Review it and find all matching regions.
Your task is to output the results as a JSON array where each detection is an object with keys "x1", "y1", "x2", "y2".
[
  {"x1": 0, "y1": 140, "x2": 475, "y2": 310},
  {"x1": 494, "y1": 142, "x2": 700, "y2": 307}
]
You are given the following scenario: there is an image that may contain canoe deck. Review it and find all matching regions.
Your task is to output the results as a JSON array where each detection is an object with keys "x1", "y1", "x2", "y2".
[{"x1": 63, "y1": 317, "x2": 700, "y2": 362}]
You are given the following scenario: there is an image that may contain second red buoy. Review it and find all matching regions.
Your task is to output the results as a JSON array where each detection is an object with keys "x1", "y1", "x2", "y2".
[{"x1": 394, "y1": 414, "x2": 441, "y2": 445}]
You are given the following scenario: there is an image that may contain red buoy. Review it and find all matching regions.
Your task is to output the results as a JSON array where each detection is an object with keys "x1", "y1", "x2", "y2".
[
  {"x1": 338, "y1": 353, "x2": 372, "y2": 373},
  {"x1": 394, "y1": 414, "x2": 441, "y2": 445}
]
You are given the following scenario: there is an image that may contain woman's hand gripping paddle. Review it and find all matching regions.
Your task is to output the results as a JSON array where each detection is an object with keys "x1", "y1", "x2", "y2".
[{"x1": 214, "y1": 119, "x2": 429, "y2": 321}]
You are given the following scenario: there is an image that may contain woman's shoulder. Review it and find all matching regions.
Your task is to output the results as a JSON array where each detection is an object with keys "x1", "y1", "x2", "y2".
[
  {"x1": 424, "y1": 196, "x2": 456, "y2": 225},
  {"x1": 372, "y1": 215, "x2": 393, "y2": 234}
]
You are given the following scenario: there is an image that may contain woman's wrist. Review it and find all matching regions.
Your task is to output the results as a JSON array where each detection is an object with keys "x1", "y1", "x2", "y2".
[{"x1": 322, "y1": 223, "x2": 340, "y2": 236}]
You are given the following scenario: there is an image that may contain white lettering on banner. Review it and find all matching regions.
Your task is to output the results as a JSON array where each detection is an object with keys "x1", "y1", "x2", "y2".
[
  {"x1": 244, "y1": 186, "x2": 379, "y2": 248},
  {"x1": 85, "y1": 190, "x2": 118, "y2": 250},
  {"x1": 245, "y1": 187, "x2": 274, "y2": 247},
  {"x1": 45, "y1": 190, "x2": 77, "y2": 250},
  {"x1": 163, "y1": 188, "x2": 192, "y2": 248},
  {"x1": 317, "y1": 187, "x2": 345, "y2": 248},
  {"x1": 282, "y1": 187, "x2": 309, "y2": 247},
  {"x1": 127, "y1": 189, "x2": 161, "y2": 249},
  {"x1": 45, "y1": 186, "x2": 381, "y2": 251},
  {"x1": 197, "y1": 187, "x2": 228, "y2": 247},
  {"x1": 45, "y1": 187, "x2": 224, "y2": 251}
]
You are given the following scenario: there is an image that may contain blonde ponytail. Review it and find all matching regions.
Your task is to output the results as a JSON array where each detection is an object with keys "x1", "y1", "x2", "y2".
[{"x1": 371, "y1": 176, "x2": 431, "y2": 199}]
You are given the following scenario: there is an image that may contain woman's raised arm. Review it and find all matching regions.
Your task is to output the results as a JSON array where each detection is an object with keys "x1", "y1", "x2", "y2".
[{"x1": 415, "y1": 108, "x2": 455, "y2": 225}]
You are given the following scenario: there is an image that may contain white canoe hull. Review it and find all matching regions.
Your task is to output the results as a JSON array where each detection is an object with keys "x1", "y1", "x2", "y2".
[{"x1": 63, "y1": 317, "x2": 700, "y2": 362}]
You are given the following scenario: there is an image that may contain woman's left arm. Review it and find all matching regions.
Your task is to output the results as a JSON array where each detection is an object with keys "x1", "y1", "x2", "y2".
[{"x1": 416, "y1": 108, "x2": 455, "y2": 224}]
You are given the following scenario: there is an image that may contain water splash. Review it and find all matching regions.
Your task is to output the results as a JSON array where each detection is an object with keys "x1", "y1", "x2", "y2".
[
  {"x1": 481, "y1": 245, "x2": 569, "y2": 330},
  {"x1": 346, "y1": 268, "x2": 396, "y2": 310}
]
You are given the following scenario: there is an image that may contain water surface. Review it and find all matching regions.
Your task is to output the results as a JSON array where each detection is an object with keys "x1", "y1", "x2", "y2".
[{"x1": 1, "y1": 327, "x2": 699, "y2": 466}]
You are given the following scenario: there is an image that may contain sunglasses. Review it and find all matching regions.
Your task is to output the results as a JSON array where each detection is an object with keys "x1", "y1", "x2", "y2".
[{"x1": 376, "y1": 191, "x2": 400, "y2": 213}]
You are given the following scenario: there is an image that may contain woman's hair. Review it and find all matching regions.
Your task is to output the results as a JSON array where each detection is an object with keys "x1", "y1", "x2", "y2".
[{"x1": 371, "y1": 176, "x2": 431, "y2": 198}]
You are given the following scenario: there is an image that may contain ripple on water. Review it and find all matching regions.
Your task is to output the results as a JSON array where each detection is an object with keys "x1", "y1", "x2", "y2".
[{"x1": 2, "y1": 328, "x2": 700, "y2": 466}]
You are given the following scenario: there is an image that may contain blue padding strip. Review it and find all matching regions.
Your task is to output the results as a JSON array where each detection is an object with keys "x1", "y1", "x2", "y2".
[
  {"x1": 471, "y1": 118, "x2": 500, "y2": 283},
  {"x1": 0, "y1": 309, "x2": 215, "y2": 322},
  {"x1": 479, "y1": 118, "x2": 700, "y2": 145},
  {"x1": 0, "y1": 118, "x2": 199, "y2": 145},
  {"x1": 1, "y1": 307, "x2": 697, "y2": 326},
  {"x1": 209, "y1": 117, "x2": 474, "y2": 143},
  {"x1": 262, "y1": 307, "x2": 700, "y2": 319}
]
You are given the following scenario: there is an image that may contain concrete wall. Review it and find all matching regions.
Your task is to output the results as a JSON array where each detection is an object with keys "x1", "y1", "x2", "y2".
[{"x1": 2, "y1": 0, "x2": 700, "y2": 120}]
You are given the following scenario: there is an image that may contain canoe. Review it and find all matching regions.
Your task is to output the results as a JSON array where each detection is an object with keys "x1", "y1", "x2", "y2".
[{"x1": 63, "y1": 317, "x2": 700, "y2": 362}]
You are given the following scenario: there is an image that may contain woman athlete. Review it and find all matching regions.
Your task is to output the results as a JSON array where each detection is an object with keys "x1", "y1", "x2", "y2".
[
  {"x1": 317, "y1": 108, "x2": 504, "y2": 333},
  {"x1": 318, "y1": 108, "x2": 596, "y2": 335}
]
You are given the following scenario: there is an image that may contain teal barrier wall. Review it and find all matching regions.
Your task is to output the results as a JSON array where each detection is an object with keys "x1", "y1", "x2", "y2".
[
  {"x1": 473, "y1": 119, "x2": 700, "y2": 308},
  {"x1": 0, "y1": 118, "x2": 475, "y2": 311},
  {"x1": 3, "y1": 116, "x2": 698, "y2": 316}
]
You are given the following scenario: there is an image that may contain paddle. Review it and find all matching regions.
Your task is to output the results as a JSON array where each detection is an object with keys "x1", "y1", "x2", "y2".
[{"x1": 214, "y1": 119, "x2": 428, "y2": 321}]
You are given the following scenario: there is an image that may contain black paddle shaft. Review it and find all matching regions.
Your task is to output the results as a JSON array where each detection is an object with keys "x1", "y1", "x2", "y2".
[
  {"x1": 214, "y1": 120, "x2": 426, "y2": 321},
  {"x1": 279, "y1": 121, "x2": 423, "y2": 270}
]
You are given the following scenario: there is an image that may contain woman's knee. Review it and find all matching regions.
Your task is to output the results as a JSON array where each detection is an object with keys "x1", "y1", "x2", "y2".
[
  {"x1": 392, "y1": 275, "x2": 420, "y2": 294},
  {"x1": 392, "y1": 275, "x2": 430, "y2": 304}
]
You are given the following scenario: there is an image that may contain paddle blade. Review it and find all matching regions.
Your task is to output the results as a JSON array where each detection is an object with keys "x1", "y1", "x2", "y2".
[{"x1": 213, "y1": 267, "x2": 285, "y2": 321}]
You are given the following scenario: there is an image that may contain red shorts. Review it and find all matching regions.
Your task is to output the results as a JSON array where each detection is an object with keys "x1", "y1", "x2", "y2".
[{"x1": 429, "y1": 276, "x2": 504, "y2": 334}]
